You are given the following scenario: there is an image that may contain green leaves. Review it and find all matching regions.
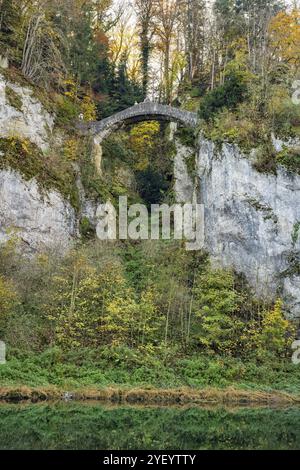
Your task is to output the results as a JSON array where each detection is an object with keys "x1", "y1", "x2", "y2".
[
  {"x1": 199, "y1": 71, "x2": 249, "y2": 121},
  {"x1": 192, "y1": 269, "x2": 245, "y2": 355}
]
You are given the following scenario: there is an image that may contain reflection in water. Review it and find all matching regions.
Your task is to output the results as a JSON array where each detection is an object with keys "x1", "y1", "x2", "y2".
[{"x1": 0, "y1": 402, "x2": 299, "y2": 450}]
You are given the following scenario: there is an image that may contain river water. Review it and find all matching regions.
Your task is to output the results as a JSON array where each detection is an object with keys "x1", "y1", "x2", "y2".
[{"x1": 0, "y1": 402, "x2": 299, "y2": 450}]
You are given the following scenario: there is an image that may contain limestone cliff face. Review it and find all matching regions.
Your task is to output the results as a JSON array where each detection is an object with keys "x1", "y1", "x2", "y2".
[
  {"x1": 173, "y1": 139, "x2": 195, "y2": 204},
  {"x1": 0, "y1": 73, "x2": 77, "y2": 252},
  {"x1": 196, "y1": 137, "x2": 300, "y2": 319},
  {"x1": 0, "y1": 73, "x2": 54, "y2": 150},
  {"x1": 0, "y1": 170, "x2": 77, "y2": 253},
  {"x1": 173, "y1": 136, "x2": 300, "y2": 318}
]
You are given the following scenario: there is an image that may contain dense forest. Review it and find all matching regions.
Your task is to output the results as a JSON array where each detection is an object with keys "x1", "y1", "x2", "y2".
[
  {"x1": 1, "y1": 0, "x2": 299, "y2": 123},
  {"x1": 0, "y1": 0, "x2": 300, "y2": 396}
]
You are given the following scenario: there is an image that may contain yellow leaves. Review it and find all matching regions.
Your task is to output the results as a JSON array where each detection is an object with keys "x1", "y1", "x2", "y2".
[
  {"x1": 129, "y1": 121, "x2": 160, "y2": 170},
  {"x1": 61, "y1": 79, "x2": 97, "y2": 123},
  {"x1": 106, "y1": 295, "x2": 137, "y2": 323},
  {"x1": 169, "y1": 50, "x2": 186, "y2": 87},
  {"x1": 5, "y1": 136, "x2": 30, "y2": 157},
  {"x1": 63, "y1": 79, "x2": 78, "y2": 99},
  {"x1": 108, "y1": 17, "x2": 140, "y2": 80},
  {"x1": 103, "y1": 286, "x2": 160, "y2": 346},
  {"x1": 0, "y1": 277, "x2": 16, "y2": 309},
  {"x1": 269, "y1": 9, "x2": 300, "y2": 66},
  {"x1": 209, "y1": 108, "x2": 258, "y2": 150},
  {"x1": 43, "y1": 245, "x2": 161, "y2": 350},
  {"x1": 64, "y1": 138, "x2": 79, "y2": 161},
  {"x1": 130, "y1": 121, "x2": 160, "y2": 150},
  {"x1": 242, "y1": 300, "x2": 295, "y2": 358},
  {"x1": 37, "y1": 253, "x2": 49, "y2": 267},
  {"x1": 80, "y1": 95, "x2": 97, "y2": 122},
  {"x1": 0, "y1": 276, "x2": 18, "y2": 333},
  {"x1": 259, "y1": 300, "x2": 295, "y2": 356},
  {"x1": 45, "y1": 253, "x2": 131, "y2": 348},
  {"x1": 193, "y1": 266, "x2": 296, "y2": 358}
]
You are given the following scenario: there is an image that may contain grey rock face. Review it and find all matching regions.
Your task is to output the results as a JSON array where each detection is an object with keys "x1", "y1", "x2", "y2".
[
  {"x1": 0, "y1": 170, "x2": 77, "y2": 253},
  {"x1": 0, "y1": 74, "x2": 77, "y2": 254},
  {"x1": 174, "y1": 139, "x2": 195, "y2": 204},
  {"x1": 81, "y1": 199, "x2": 99, "y2": 227},
  {"x1": 0, "y1": 56, "x2": 8, "y2": 69},
  {"x1": 0, "y1": 341, "x2": 6, "y2": 365},
  {"x1": 271, "y1": 133, "x2": 300, "y2": 153},
  {"x1": 0, "y1": 73, "x2": 54, "y2": 151},
  {"x1": 283, "y1": 277, "x2": 300, "y2": 318},
  {"x1": 196, "y1": 137, "x2": 300, "y2": 319}
]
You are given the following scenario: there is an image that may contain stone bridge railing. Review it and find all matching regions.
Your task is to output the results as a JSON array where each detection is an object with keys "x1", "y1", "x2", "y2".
[{"x1": 77, "y1": 102, "x2": 198, "y2": 141}]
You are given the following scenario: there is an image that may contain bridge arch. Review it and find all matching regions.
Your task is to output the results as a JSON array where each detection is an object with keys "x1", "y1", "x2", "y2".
[
  {"x1": 78, "y1": 102, "x2": 198, "y2": 142},
  {"x1": 77, "y1": 102, "x2": 198, "y2": 174}
]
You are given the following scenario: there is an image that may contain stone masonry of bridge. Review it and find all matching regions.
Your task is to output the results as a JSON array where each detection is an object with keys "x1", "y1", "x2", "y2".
[{"x1": 78, "y1": 102, "x2": 198, "y2": 141}]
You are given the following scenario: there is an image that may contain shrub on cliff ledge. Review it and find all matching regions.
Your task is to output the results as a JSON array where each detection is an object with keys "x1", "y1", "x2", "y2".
[
  {"x1": 5, "y1": 86, "x2": 22, "y2": 112},
  {"x1": 199, "y1": 71, "x2": 248, "y2": 121},
  {"x1": 0, "y1": 137, "x2": 80, "y2": 210},
  {"x1": 276, "y1": 146, "x2": 300, "y2": 174}
]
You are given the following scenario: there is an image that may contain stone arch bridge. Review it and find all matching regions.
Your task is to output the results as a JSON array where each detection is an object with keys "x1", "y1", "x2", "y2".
[
  {"x1": 77, "y1": 102, "x2": 198, "y2": 174},
  {"x1": 78, "y1": 102, "x2": 198, "y2": 142}
]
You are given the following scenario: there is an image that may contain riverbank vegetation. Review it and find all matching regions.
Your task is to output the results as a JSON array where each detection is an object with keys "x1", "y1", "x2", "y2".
[{"x1": 0, "y1": 239, "x2": 299, "y2": 396}]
